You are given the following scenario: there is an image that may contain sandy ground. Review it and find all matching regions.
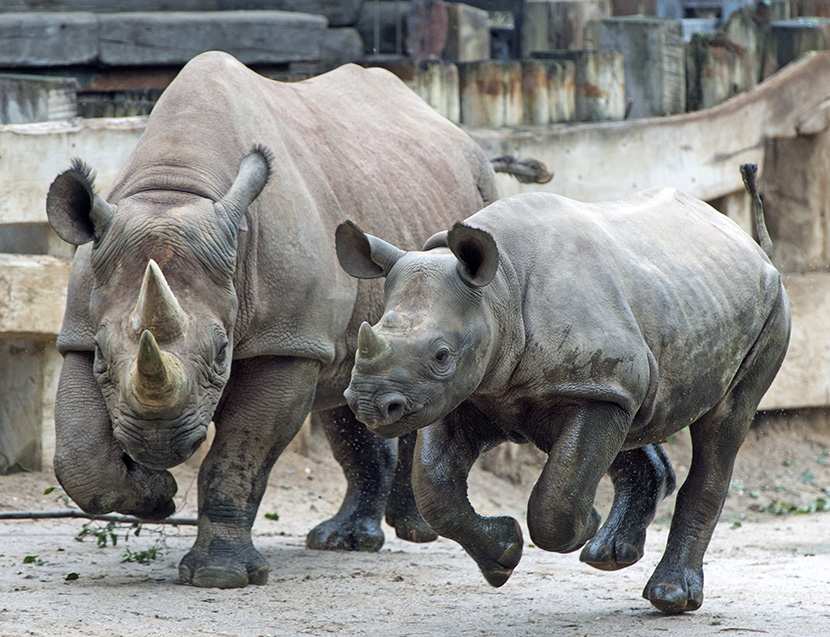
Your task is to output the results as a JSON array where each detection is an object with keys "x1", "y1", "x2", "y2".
[{"x1": 1, "y1": 415, "x2": 830, "y2": 637}]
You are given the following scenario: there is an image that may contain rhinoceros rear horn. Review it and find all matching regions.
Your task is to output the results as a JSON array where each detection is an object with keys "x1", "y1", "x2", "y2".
[
  {"x1": 215, "y1": 145, "x2": 273, "y2": 232},
  {"x1": 357, "y1": 322, "x2": 388, "y2": 360},
  {"x1": 132, "y1": 330, "x2": 185, "y2": 406},
  {"x1": 46, "y1": 159, "x2": 115, "y2": 245},
  {"x1": 131, "y1": 260, "x2": 188, "y2": 342}
]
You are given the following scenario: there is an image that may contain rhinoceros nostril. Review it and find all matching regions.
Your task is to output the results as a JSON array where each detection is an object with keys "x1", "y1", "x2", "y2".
[{"x1": 379, "y1": 395, "x2": 407, "y2": 423}]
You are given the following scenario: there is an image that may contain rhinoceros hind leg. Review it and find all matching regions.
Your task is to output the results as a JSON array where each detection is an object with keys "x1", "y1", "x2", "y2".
[
  {"x1": 306, "y1": 406, "x2": 394, "y2": 552},
  {"x1": 580, "y1": 444, "x2": 675, "y2": 571},
  {"x1": 644, "y1": 288, "x2": 790, "y2": 613},
  {"x1": 384, "y1": 431, "x2": 438, "y2": 543}
]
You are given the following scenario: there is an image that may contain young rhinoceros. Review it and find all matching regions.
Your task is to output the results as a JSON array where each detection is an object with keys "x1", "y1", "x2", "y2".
[{"x1": 335, "y1": 168, "x2": 790, "y2": 614}]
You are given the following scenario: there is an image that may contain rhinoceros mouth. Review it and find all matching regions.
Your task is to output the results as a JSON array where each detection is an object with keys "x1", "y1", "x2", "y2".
[{"x1": 113, "y1": 416, "x2": 209, "y2": 470}]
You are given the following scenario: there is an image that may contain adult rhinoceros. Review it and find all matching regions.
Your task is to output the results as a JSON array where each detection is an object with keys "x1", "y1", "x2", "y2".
[
  {"x1": 336, "y1": 167, "x2": 790, "y2": 613},
  {"x1": 45, "y1": 50, "x2": 513, "y2": 588}
]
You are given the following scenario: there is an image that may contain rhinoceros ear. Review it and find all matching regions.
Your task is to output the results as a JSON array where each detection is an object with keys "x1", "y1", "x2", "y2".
[
  {"x1": 335, "y1": 220, "x2": 406, "y2": 279},
  {"x1": 46, "y1": 159, "x2": 115, "y2": 245},
  {"x1": 215, "y1": 145, "x2": 272, "y2": 232},
  {"x1": 448, "y1": 223, "x2": 499, "y2": 288}
]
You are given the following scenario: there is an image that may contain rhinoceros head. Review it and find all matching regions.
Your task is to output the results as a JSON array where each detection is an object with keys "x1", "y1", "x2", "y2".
[
  {"x1": 46, "y1": 148, "x2": 271, "y2": 469},
  {"x1": 336, "y1": 220, "x2": 500, "y2": 438}
]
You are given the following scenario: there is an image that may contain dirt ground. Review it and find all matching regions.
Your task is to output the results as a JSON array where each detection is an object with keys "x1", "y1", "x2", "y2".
[{"x1": 1, "y1": 412, "x2": 830, "y2": 637}]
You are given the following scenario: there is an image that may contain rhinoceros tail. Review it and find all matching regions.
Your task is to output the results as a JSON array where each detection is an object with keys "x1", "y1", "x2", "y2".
[
  {"x1": 490, "y1": 155, "x2": 554, "y2": 185},
  {"x1": 740, "y1": 163, "x2": 774, "y2": 260}
]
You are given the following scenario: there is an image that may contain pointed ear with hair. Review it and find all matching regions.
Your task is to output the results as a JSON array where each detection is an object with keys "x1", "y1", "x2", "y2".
[
  {"x1": 335, "y1": 220, "x2": 406, "y2": 279},
  {"x1": 215, "y1": 144, "x2": 273, "y2": 233},
  {"x1": 447, "y1": 222, "x2": 499, "y2": 288},
  {"x1": 46, "y1": 159, "x2": 116, "y2": 245}
]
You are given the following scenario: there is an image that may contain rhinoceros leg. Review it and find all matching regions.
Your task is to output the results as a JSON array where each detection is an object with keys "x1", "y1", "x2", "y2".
[
  {"x1": 385, "y1": 431, "x2": 438, "y2": 543},
  {"x1": 580, "y1": 443, "x2": 675, "y2": 570},
  {"x1": 54, "y1": 351, "x2": 178, "y2": 520},
  {"x1": 644, "y1": 290, "x2": 790, "y2": 614},
  {"x1": 179, "y1": 355, "x2": 319, "y2": 589},
  {"x1": 305, "y1": 406, "x2": 427, "y2": 551},
  {"x1": 526, "y1": 401, "x2": 629, "y2": 556},
  {"x1": 413, "y1": 410, "x2": 522, "y2": 588}
]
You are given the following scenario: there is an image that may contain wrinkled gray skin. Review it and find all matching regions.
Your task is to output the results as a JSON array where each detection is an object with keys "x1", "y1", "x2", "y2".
[
  {"x1": 45, "y1": 51, "x2": 507, "y2": 588},
  {"x1": 338, "y1": 187, "x2": 791, "y2": 614}
]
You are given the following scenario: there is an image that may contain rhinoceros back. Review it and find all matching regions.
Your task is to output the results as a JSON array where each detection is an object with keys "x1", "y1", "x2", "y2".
[{"x1": 464, "y1": 189, "x2": 781, "y2": 434}]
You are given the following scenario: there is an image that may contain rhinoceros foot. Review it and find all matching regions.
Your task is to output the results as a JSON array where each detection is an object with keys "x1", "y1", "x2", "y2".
[
  {"x1": 579, "y1": 538, "x2": 642, "y2": 571},
  {"x1": 306, "y1": 514, "x2": 385, "y2": 552},
  {"x1": 386, "y1": 513, "x2": 438, "y2": 543},
  {"x1": 179, "y1": 538, "x2": 268, "y2": 588},
  {"x1": 642, "y1": 566, "x2": 704, "y2": 614},
  {"x1": 476, "y1": 517, "x2": 523, "y2": 588}
]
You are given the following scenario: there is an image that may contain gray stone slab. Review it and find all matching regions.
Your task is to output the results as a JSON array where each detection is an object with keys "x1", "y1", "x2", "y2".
[
  {"x1": 318, "y1": 27, "x2": 364, "y2": 71},
  {"x1": 0, "y1": 13, "x2": 99, "y2": 67},
  {"x1": 0, "y1": 74, "x2": 77, "y2": 124},
  {"x1": 2, "y1": 1, "x2": 364, "y2": 26},
  {"x1": 97, "y1": 11, "x2": 327, "y2": 66},
  {"x1": 0, "y1": 339, "x2": 45, "y2": 473},
  {"x1": 585, "y1": 17, "x2": 685, "y2": 118}
]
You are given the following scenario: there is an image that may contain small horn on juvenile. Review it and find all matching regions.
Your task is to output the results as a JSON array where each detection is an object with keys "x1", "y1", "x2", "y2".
[
  {"x1": 132, "y1": 330, "x2": 185, "y2": 407},
  {"x1": 357, "y1": 322, "x2": 388, "y2": 360},
  {"x1": 131, "y1": 260, "x2": 187, "y2": 342}
]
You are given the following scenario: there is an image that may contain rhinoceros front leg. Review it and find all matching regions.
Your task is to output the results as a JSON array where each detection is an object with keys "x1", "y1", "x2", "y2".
[
  {"x1": 526, "y1": 401, "x2": 629, "y2": 556},
  {"x1": 178, "y1": 355, "x2": 319, "y2": 589},
  {"x1": 580, "y1": 443, "x2": 676, "y2": 570},
  {"x1": 413, "y1": 413, "x2": 522, "y2": 587},
  {"x1": 306, "y1": 408, "x2": 435, "y2": 549},
  {"x1": 53, "y1": 351, "x2": 177, "y2": 520}
]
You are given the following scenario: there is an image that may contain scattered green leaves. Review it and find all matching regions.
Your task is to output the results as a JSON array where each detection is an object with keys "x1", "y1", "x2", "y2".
[
  {"x1": 23, "y1": 555, "x2": 43, "y2": 566},
  {"x1": 264, "y1": 512, "x2": 280, "y2": 521},
  {"x1": 751, "y1": 497, "x2": 830, "y2": 515},
  {"x1": 65, "y1": 572, "x2": 79, "y2": 581},
  {"x1": 75, "y1": 519, "x2": 166, "y2": 564}
]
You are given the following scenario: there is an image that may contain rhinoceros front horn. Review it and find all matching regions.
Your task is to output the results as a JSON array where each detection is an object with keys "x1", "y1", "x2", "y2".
[
  {"x1": 131, "y1": 260, "x2": 187, "y2": 342},
  {"x1": 131, "y1": 330, "x2": 185, "y2": 407},
  {"x1": 357, "y1": 322, "x2": 388, "y2": 360}
]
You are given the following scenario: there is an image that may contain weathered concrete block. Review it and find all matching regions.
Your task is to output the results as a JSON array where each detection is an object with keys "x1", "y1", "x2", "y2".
[
  {"x1": 771, "y1": 18, "x2": 830, "y2": 69},
  {"x1": 762, "y1": 126, "x2": 830, "y2": 273},
  {"x1": 97, "y1": 11, "x2": 327, "y2": 66},
  {"x1": 585, "y1": 17, "x2": 685, "y2": 118},
  {"x1": 545, "y1": 59, "x2": 576, "y2": 122},
  {"x1": 0, "y1": 339, "x2": 46, "y2": 473},
  {"x1": 533, "y1": 50, "x2": 625, "y2": 121},
  {"x1": 521, "y1": 59, "x2": 550, "y2": 125},
  {"x1": 686, "y1": 34, "x2": 757, "y2": 110},
  {"x1": 791, "y1": 0, "x2": 830, "y2": 17},
  {"x1": 0, "y1": 13, "x2": 99, "y2": 67},
  {"x1": 0, "y1": 75, "x2": 77, "y2": 124},
  {"x1": 445, "y1": 3, "x2": 490, "y2": 62},
  {"x1": 458, "y1": 60, "x2": 523, "y2": 127},
  {"x1": 0, "y1": 254, "x2": 70, "y2": 339},
  {"x1": 523, "y1": 0, "x2": 612, "y2": 54}
]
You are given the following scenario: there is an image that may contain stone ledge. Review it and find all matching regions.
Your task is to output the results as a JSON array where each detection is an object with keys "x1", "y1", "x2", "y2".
[{"x1": 0, "y1": 254, "x2": 70, "y2": 339}]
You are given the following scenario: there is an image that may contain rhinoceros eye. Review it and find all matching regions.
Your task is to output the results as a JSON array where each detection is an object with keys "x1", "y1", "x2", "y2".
[
  {"x1": 434, "y1": 348, "x2": 450, "y2": 364},
  {"x1": 93, "y1": 341, "x2": 108, "y2": 375},
  {"x1": 216, "y1": 342, "x2": 228, "y2": 366}
]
